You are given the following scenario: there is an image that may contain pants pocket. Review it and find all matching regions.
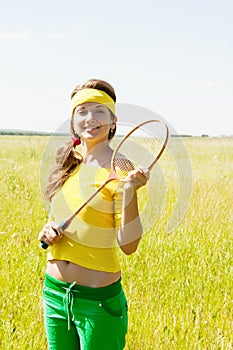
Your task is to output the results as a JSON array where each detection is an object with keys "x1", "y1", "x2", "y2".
[{"x1": 101, "y1": 291, "x2": 128, "y2": 318}]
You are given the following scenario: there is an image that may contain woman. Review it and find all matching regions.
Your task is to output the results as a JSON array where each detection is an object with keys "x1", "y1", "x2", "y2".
[{"x1": 38, "y1": 79, "x2": 149, "y2": 350}]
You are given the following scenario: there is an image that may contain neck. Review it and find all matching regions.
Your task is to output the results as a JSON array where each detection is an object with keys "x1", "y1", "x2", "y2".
[{"x1": 81, "y1": 140, "x2": 113, "y2": 167}]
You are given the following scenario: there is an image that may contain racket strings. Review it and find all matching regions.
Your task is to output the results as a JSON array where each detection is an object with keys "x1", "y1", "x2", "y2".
[
  {"x1": 113, "y1": 133, "x2": 164, "y2": 180},
  {"x1": 113, "y1": 154, "x2": 135, "y2": 178}
]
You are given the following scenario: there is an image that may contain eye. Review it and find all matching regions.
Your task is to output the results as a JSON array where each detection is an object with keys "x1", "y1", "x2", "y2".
[
  {"x1": 76, "y1": 109, "x2": 88, "y2": 117},
  {"x1": 94, "y1": 108, "x2": 105, "y2": 115}
]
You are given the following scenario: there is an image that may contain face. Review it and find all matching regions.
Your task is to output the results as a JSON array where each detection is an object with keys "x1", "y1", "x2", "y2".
[{"x1": 73, "y1": 102, "x2": 116, "y2": 144}]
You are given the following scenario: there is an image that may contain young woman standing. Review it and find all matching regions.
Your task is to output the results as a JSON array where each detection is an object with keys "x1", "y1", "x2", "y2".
[{"x1": 38, "y1": 79, "x2": 149, "y2": 349}]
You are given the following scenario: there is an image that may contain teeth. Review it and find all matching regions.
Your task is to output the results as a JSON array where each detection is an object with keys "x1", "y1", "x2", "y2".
[{"x1": 85, "y1": 126, "x2": 101, "y2": 130}]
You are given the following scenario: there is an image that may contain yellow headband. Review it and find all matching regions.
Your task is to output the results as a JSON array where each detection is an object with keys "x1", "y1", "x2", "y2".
[{"x1": 71, "y1": 88, "x2": 115, "y2": 115}]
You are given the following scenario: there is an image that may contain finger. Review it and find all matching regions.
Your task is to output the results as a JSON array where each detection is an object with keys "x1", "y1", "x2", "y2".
[
  {"x1": 40, "y1": 224, "x2": 56, "y2": 239},
  {"x1": 51, "y1": 222, "x2": 63, "y2": 237},
  {"x1": 42, "y1": 225, "x2": 58, "y2": 242},
  {"x1": 48, "y1": 229, "x2": 59, "y2": 240},
  {"x1": 38, "y1": 227, "x2": 50, "y2": 241},
  {"x1": 51, "y1": 229, "x2": 62, "y2": 242},
  {"x1": 138, "y1": 166, "x2": 150, "y2": 180},
  {"x1": 128, "y1": 170, "x2": 147, "y2": 183},
  {"x1": 38, "y1": 231, "x2": 44, "y2": 241},
  {"x1": 42, "y1": 236, "x2": 53, "y2": 246},
  {"x1": 125, "y1": 174, "x2": 146, "y2": 189}
]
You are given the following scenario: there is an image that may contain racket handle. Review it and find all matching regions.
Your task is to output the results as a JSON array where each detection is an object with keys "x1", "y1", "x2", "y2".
[
  {"x1": 60, "y1": 219, "x2": 69, "y2": 231},
  {"x1": 40, "y1": 176, "x2": 104, "y2": 250},
  {"x1": 40, "y1": 241, "x2": 49, "y2": 250},
  {"x1": 40, "y1": 227, "x2": 59, "y2": 250},
  {"x1": 40, "y1": 220, "x2": 69, "y2": 250}
]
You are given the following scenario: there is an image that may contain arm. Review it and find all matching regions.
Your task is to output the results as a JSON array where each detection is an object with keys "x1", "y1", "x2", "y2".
[{"x1": 117, "y1": 168, "x2": 149, "y2": 255}]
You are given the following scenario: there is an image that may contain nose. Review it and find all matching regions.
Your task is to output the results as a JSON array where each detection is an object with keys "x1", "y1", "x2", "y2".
[{"x1": 85, "y1": 110, "x2": 95, "y2": 122}]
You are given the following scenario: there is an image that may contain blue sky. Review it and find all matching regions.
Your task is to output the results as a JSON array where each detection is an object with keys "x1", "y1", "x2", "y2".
[{"x1": 0, "y1": 0, "x2": 232, "y2": 136}]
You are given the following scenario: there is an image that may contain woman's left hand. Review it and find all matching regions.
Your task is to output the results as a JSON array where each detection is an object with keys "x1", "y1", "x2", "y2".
[{"x1": 124, "y1": 166, "x2": 150, "y2": 191}]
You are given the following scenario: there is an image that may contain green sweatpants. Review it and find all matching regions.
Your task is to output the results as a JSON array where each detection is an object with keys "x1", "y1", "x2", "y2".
[{"x1": 43, "y1": 274, "x2": 128, "y2": 350}]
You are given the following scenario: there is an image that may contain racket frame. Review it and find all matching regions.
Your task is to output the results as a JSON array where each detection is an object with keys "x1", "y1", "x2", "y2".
[{"x1": 41, "y1": 119, "x2": 169, "y2": 249}]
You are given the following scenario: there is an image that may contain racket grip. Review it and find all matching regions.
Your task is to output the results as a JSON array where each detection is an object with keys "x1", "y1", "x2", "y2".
[
  {"x1": 40, "y1": 241, "x2": 49, "y2": 250},
  {"x1": 40, "y1": 228, "x2": 59, "y2": 250}
]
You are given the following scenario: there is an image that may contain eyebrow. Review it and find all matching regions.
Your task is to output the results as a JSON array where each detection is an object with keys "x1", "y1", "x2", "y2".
[{"x1": 76, "y1": 104, "x2": 105, "y2": 111}]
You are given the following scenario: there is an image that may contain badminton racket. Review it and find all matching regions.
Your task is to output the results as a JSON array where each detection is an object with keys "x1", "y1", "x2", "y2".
[{"x1": 41, "y1": 119, "x2": 169, "y2": 249}]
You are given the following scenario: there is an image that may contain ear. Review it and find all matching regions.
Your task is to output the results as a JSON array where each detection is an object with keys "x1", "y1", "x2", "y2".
[{"x1": 111, "y1": 116, "x2": 117, "y2": 128}]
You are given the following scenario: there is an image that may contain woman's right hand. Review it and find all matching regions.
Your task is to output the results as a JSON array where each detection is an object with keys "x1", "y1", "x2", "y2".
[{"x1": 38, "y1": 222, "x2": 63, "y2": 247}]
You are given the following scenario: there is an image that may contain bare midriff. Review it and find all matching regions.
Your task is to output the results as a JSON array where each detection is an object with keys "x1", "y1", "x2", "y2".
[{"x1": 46, "y1": 260, "x2": 121, "y2": 288}]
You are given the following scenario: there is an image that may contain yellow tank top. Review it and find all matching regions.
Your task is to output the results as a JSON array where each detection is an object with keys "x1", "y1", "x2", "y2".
[{"x1": 47, "y1": 163, "x2": 124, "y2": 273}]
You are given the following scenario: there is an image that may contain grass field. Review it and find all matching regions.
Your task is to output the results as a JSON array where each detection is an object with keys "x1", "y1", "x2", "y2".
[{"x1": 0, "y1": 136, "x2": 232, "y2": 349}]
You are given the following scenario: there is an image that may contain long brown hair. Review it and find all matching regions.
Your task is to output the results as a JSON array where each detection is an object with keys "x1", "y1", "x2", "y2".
[{"x1": 45, "y1": 79, "x2": 116, "y2": 201}]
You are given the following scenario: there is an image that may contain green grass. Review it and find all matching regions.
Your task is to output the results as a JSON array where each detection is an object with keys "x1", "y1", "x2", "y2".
[{"x1": 0, "y1": 136, "x2": 232, "y2": 349}]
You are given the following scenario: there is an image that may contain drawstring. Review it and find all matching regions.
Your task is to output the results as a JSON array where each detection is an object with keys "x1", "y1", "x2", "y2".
[{"x1": 63, "y1": 281, "x2": 77, "y2": 330}]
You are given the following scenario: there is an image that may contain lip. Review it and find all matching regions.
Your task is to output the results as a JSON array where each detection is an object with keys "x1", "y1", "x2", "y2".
[{"x1": 83, "y1": 125, "x2": 101, "y2": 131}]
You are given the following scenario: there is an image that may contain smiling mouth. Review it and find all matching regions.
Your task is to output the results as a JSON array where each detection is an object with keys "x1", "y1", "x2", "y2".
[{"x1": 84, "y1": 125, "x2": 101, "y2": 131}]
